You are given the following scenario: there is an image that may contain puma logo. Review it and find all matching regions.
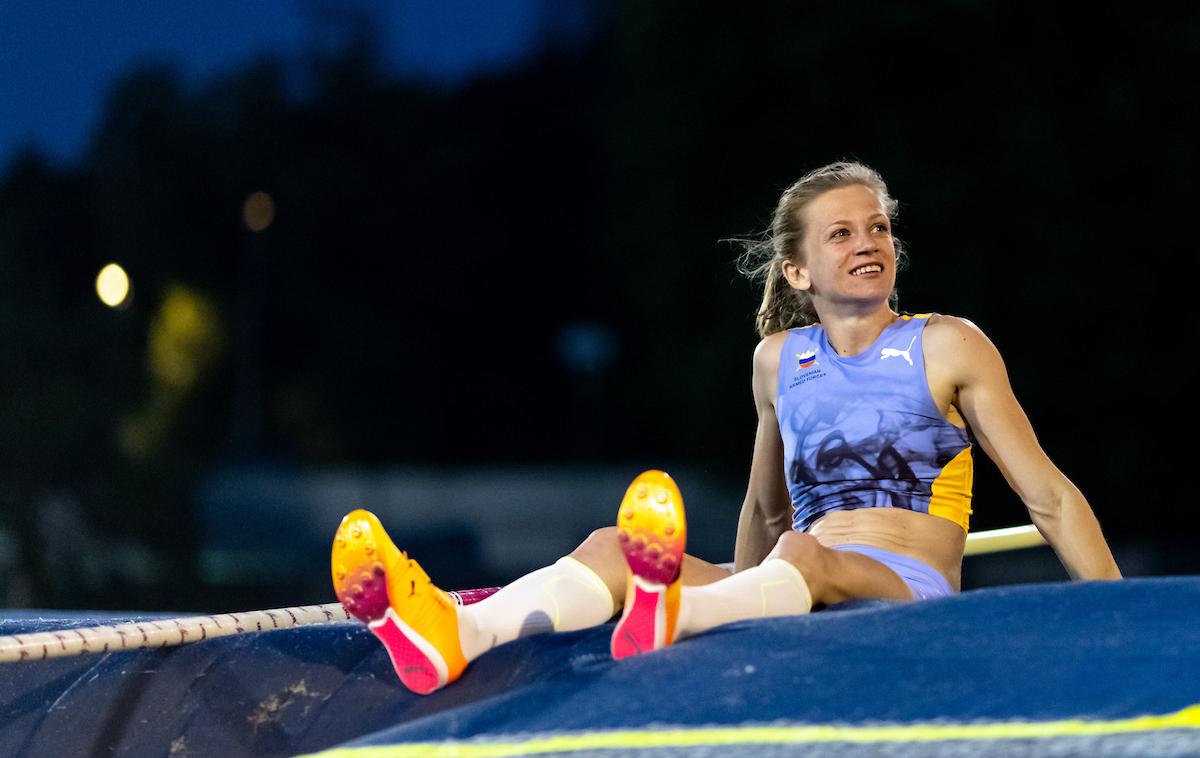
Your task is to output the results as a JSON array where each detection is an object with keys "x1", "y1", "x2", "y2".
[{"x1": 880, "y1": 335, "x2": 917, "y2": 366}]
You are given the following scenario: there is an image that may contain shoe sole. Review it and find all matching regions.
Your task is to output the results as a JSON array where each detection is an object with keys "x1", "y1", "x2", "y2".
[
  {"x1": 611, "y1": 470, "x2": 686, "y2": 659},
  {"x1": 331, "y1": 509, "x2": 460, "y2": 694}
]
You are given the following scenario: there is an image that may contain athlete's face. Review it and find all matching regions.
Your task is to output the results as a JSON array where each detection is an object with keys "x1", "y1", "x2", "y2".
[{"x1": 783, "y1": 184, "x2": 897, "y2": 308}]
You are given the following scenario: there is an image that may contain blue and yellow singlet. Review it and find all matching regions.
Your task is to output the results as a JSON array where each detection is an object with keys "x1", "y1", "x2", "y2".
[{"x1": 775, "y1": 313, "x2": 974, "y2": 532}]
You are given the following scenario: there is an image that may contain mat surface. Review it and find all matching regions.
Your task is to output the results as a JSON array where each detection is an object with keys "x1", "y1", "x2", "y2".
[{"x1": 2, "y1": 578, "x2": 1198, "y2": 756}]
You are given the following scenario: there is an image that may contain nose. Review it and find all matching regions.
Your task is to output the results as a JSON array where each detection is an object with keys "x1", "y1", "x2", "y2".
[{"x1": 853, "y1": 228, "x2": 879, "y2": 254}]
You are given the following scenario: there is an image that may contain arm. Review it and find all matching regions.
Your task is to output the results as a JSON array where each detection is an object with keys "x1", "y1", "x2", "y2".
[
  {"x1": 733, "y1": 334, "x2": 794, "y2": 571},
  {"x1": 928, "y1": 317, "x2": 1121, "y2": 580}
]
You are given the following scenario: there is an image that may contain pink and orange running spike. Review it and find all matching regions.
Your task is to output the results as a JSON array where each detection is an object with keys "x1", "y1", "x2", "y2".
[
  {"x1": 611, "y1": 470, "x2": 687, "y2": 659},
  {"x1": 331, "y1": 509, "x2": 467, "y2": 694}
]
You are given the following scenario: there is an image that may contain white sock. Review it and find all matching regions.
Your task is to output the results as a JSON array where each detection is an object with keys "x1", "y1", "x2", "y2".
[
  {"x1": 675, "y1": 558, "x2": 812, "y2": 641},
  {"x1": 457, "y1": 556, "x2": 616, "y2": 661}
]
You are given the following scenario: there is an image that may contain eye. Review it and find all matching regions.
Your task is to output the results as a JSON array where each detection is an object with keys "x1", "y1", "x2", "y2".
[
  {"x1": 830, "y1": 228, "x2": 849, "y2": 239},
  {"x1": 872, "y1": 222, "x2": 890, "y2": 233}
]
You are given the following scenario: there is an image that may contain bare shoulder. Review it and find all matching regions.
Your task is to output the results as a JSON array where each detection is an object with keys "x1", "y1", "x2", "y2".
[
  {"x1": 752, "y1": 330, "x2": 790, "y2": 377},
  {"x1": 751, "y1": 330, "x2": 791, "y2": 408},
  {"x1": 924, "y1": 313, "x2": 1004, "y2": 381},
  {"x1": 925, "y1": 314, "x2": 998, "y2": 355},
  {"x1": 925, "y1": 312, "x2": 984, "y2": 339}
]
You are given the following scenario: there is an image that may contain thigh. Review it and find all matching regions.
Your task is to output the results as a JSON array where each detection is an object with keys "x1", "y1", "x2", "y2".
[
  {"x1": 768, "y1": 533, "x2": 913, "y2": 605},
  {"x1": 816, "y1": 548, "x2": 914, "y2": 604}
]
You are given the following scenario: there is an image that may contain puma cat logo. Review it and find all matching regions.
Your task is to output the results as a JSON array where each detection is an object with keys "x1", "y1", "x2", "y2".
[{"x1": 880, "y1": 335, "x2": 917, "y2": 366}]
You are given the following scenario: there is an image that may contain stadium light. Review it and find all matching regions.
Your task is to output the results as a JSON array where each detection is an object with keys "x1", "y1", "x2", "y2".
[
  {"x1": 242, "y1": 191, "x2": 275, "y2": 232},
  {"x1": 96, "y1": 263, "x2": 131, "y2": 308}
]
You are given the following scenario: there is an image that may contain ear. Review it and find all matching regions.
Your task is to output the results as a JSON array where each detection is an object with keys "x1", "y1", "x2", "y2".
[{"x1": 781, "y1": 257, "x2": 810, "y2": 291}]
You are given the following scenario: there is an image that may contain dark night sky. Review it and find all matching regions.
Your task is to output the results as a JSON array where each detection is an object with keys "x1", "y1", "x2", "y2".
[{"x1": 0, "y1": 0, "x2": 581, "y2": 168}]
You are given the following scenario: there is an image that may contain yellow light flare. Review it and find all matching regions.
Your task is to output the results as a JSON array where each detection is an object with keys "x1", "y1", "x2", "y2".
[
  {"x1": 96, "y1": 263, "x2": 130, "y2": 307},
  {"x1": 148, "y1": 285, "x2": 223, "y2": 392},
  {"x1": 242, "y1": 191, "x2": 275, "y2": 232}
]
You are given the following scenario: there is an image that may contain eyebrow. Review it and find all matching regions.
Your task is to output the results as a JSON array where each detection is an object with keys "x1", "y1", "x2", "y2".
[{"x1": 824, "y1": 213, "x2": 889, "y2": 229}]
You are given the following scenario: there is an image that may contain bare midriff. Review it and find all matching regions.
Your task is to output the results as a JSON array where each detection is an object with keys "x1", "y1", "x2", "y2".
[{"x1": 807, "y1": 507, "x2": 966, "y2": 591}]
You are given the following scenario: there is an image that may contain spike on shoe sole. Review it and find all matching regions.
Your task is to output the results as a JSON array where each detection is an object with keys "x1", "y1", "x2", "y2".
[
  {"x1": 332, "y1": 509, "x2": 467, "y2": 694},
  {"x1": 611, "y1": 470, "x2": 686, "y2": 659}
]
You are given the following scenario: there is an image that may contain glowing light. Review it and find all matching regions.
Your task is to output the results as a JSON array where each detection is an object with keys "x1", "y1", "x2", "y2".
[
  {"x1": 242, "y1": 191, "x2": 275, "y2": 232},
  {"x1": 148, "y1": 285, "x2": 223, "y2": 392},
  {"x1": 96, "y1": 263, "x2": 131, "y2": 307}
]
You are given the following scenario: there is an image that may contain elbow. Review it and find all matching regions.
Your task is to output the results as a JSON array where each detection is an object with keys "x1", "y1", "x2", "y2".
[
  {"x1": 756, "y1": 498, "x2": 792, "y2": 532},
  {"x1": 1027, "y1": 495, "x2": 1064, "y2": 526},
  {"x1": 741, "y1": 493, "x2": 788, "y2": 524},
  {"x1": 1023, "y1": 477, "x2": 1084, "y2": 525}
]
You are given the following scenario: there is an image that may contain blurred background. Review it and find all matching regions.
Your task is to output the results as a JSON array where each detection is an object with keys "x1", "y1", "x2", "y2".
[{"x1": 1, "y1": 1, "x2": 1196, "y2": 614}]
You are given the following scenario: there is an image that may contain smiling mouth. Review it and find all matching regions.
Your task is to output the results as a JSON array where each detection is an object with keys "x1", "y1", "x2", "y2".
[{"x1": 850, "y1": 264, "x2": 883, "y2": 276}]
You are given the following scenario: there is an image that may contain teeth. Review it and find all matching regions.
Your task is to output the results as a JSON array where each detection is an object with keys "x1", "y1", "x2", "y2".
[{"x1": 851, "y1": 264, "x2": 883, "y2": 276}]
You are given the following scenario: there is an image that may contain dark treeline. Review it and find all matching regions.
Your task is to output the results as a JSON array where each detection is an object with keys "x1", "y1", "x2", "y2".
[{"x1": 1, "y1": 2, "x2": 1196, "y2": 608}]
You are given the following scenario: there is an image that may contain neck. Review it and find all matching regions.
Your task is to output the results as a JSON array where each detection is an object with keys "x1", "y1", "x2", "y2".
[{"x1": 816, "y1": 304, "x2": 898, "y2": 356}]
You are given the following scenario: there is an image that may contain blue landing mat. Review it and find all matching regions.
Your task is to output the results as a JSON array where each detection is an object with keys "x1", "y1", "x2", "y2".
[{"x1": 3, "y1": 578, "x2": 1199, "y2": 757}]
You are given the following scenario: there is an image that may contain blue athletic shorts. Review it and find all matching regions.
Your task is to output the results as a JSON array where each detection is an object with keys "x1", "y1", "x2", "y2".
[{"x1": 831, "y1": 544, "x2": 954, "y2": 600}]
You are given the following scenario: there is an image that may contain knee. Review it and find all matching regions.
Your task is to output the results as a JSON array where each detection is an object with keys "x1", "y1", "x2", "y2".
[
  {"x1": 579, "y1": 526, "x2": 620, "y2": 552},
  {"x1": 568, "y1": 526, "x2": 625, "y2": 596},
  {"x1": 767, "y1": 531, "x2": 824, "y2": 574}
]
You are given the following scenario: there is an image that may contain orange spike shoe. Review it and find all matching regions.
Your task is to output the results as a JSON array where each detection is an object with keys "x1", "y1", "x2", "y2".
[
  {"x1": 331, "y1": 509, "x2": 468, "y2": 694},
  {"x1": 611, "y1": 470, "x2": 687, "y2": 659}
]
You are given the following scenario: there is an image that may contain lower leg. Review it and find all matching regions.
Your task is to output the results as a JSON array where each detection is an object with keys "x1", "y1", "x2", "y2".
[
  {"x1": 674, "y1": 557, "x2": 813, "y2": 641},
  {"x1": 462, "y1": 519, "x2": 734, "y2": 661},
  {"x1": 457, "y1": 553, "x2": 616, "y2": 660}
]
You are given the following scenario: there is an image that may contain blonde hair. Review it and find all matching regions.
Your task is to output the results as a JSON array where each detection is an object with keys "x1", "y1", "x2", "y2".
[{"x1": 736, "y1": 161, "x2": 906, "y2": 337}]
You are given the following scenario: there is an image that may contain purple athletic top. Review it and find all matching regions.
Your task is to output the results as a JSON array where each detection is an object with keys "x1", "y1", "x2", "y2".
[{"x1": 775, "y1": 314, "x2": 974, "y2": 533}]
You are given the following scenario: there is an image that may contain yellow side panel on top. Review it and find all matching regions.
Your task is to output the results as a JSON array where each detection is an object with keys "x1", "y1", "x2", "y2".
[{"x1": 928, "y1": 445, "x2": 974, "y2": 532}]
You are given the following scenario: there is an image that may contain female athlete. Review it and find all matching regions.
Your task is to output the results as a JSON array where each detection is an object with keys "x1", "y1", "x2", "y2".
[{"x1": 330, "y1": 161, "x2": 1121, "y2": 694}]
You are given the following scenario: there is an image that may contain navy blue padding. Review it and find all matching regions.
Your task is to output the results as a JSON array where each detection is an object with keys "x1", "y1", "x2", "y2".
[{"x1": 1, "y1": 578, "x2": 1199, "y2": 757}]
